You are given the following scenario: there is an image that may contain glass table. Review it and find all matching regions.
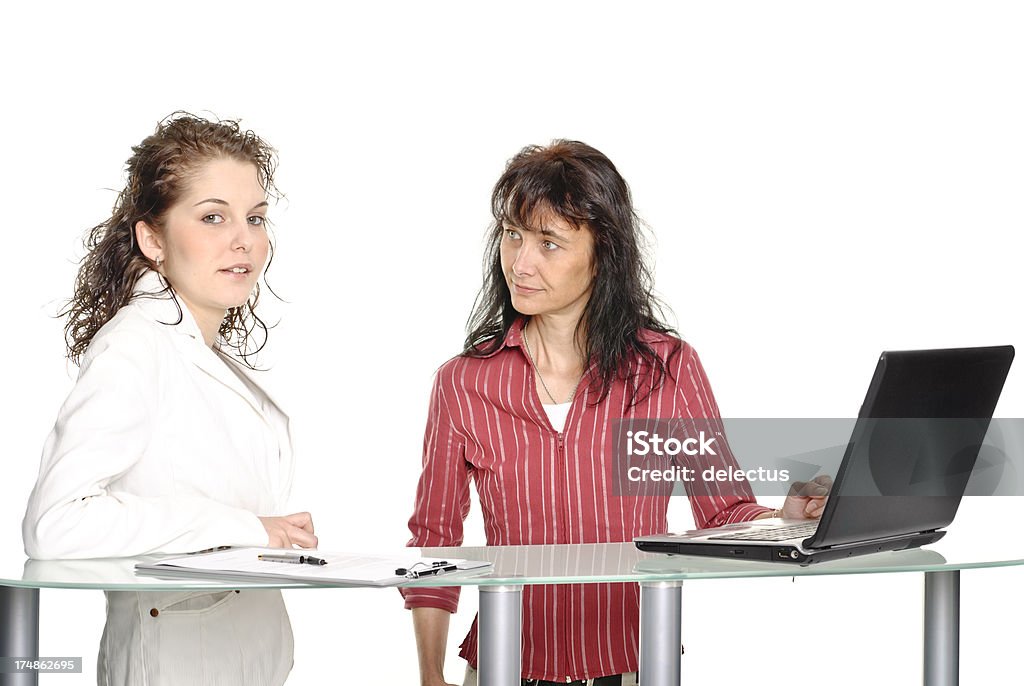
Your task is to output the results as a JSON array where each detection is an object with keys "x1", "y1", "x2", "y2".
[{"x1": 2, "y1": 530, "x2": 1022, "y2": 686}]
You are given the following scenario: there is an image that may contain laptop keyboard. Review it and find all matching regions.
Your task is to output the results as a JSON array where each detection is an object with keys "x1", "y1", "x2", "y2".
[{"x1": 707, "y1": 521, "x2": 819, "y2": 541}]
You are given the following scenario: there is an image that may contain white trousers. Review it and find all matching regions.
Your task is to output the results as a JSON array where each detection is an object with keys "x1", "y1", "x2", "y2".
[{"x1": 97, "y1": 589, "x2": 294, "y2": 686}]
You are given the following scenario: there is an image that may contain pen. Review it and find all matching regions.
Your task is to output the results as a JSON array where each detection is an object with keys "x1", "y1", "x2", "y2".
[
  {"x1": 406, "y1": 564, "x2": 458, "y2": 578},
  {"x1": 188, "y1": 545, "x2": 233, "y2": 555},
  {"x1": 394, "y1": 561, "x2": 450, "y2": 576},
  {"x1": 258, "y1": 554, "x2": 328, "y2": 566}
]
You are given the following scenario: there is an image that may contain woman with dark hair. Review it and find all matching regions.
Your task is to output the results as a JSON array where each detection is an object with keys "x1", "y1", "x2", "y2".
[
  {"x1": 23, "y1": 113, "x2": 314, "y2": 686},
  {"x1": 402, "y1": 141, "x2": 825, "y2": 686}
]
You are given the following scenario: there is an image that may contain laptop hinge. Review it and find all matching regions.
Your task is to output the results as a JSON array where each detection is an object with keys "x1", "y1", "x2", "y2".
[{"x1": 804, "y1": 529, "x2": 938, "y2": 551}]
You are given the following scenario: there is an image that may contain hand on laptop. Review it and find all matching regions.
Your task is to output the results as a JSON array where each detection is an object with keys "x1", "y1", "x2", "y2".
[{"x1": 781, "y1": 475, "x2": 832, "y2": 519}]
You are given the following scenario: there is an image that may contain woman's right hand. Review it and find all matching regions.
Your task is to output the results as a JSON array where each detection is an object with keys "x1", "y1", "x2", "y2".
[{"x1": 259, "y1": 512, "x2": 318, "y2": 549}]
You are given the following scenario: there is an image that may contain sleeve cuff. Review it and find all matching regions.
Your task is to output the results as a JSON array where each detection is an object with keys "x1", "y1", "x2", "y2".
[
  {"x1": 723, "y1": 502, "x2": 775, "y2": 524},
  {"x1": 400, "y1": 586, "x2": 461, "y2": 614}
]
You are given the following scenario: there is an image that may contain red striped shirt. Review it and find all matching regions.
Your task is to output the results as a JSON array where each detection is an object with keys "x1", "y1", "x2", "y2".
[{"x1": 402, "y1": 318, "x2": 769, "y2": 682}]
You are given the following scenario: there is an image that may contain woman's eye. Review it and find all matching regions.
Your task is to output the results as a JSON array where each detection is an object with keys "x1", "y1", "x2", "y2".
[
  {"x1": 542, "y1": 240, "x2": 559, "y2": 251},
  {"x1": 202, "y1": 214, "x2": 224, "y2": 224},
  {"x1": 248, "y1": 216, "x2": 266, "y2": 227},
  {"x1": 505, "y1": 228, "x2": 521, "y2": 240}
]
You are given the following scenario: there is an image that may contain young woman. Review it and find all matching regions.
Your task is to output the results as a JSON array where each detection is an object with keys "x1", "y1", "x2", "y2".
[
  {"x1": 22, "y1": 114, "x2": 315, "y2": 686},
  {"x1": 402, "y1": 141, "x2": 825, "y2": 686}
]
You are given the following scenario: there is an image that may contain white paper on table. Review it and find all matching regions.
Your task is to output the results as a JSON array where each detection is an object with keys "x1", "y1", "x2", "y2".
[{"x1": 135, "y1": 547, "x2": 492, "y2": 586}]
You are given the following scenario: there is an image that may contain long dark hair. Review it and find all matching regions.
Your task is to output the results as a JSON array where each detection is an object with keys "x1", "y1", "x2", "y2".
[
  {"x1": 464, "y1": 140, "x2": 677, "y2": 405},
  {"x1": 62, "y1": 112, "x2": 280, "y2": 366}
]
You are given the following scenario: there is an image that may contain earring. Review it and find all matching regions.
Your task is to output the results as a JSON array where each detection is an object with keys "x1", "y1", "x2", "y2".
[{"x1": 155, "y1": 255, "x2": 163, "y2": 267}]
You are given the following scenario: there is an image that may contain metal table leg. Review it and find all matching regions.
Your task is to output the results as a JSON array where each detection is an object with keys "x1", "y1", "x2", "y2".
[
  {"x1": 924, "y1": 570, "x2": 959, "y2": 686},
  {"x1": 477, "y1": 585, "x2": 522, "y2": 686},
  {"x1": 0, "y1": 586, "x2": 39, "y2": 686},
  {"x1": 640, "y1": 581, "x2": 682, "y2": 686}
]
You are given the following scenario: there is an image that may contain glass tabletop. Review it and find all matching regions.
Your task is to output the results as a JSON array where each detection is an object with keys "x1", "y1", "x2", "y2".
[{"x1": 2, "y1": 528, "x2": 1023, "y2": 591}]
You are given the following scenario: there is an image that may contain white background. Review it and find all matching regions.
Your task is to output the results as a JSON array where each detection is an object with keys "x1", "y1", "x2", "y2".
[{"x1": 2, "y1": 1, "x2": 1023, "y2": 683}]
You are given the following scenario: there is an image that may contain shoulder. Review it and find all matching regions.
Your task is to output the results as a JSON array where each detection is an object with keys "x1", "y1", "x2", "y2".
[
  {"x1": 56, "y1": 304, "x2": 169, "y2": 417},
  {"x1": 636, "y1": 328, "x2": 695, "y2": 367},
  {"x1": 632, "y1": 329, "x2": 714, "y2": 403},
  {"x1": 79, "y1": 302, "x2": 171, "y2": 374},
  {"x1": 430, "y1": 340, "x2": 526, "y2": 401},
  {"x1": 435, "y1": 349, "x2": 502, "y2": 388}
]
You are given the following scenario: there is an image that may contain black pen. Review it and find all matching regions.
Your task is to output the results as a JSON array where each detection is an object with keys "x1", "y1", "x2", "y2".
[
  {"x1": 188, "y1": 545, "x2": 233, "y2": 555},
  {"x1": 258, "y1": 553, "x2": 328, "y2": 566}
]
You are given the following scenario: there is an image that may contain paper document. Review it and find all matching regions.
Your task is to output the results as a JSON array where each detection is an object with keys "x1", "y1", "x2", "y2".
[{"x1": 135, "y1": 547, "x2": 492, "y2": 586}]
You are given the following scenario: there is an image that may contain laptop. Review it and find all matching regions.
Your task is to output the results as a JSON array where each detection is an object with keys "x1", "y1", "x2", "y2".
[{"x1": 635, "y1": 345, "x2": 1015, "y2": 564}]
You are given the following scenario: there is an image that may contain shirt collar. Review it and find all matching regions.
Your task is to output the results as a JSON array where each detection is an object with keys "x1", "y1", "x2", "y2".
[
  {"x1": 129, "y1": 269, "x2": 206, "y2": 343},
  {"x1": 129, "y1": 269, "x2": 276, "y2": 417},
  {"x1": 504, "y1": 316, "x2": 527, "y2": 348},
  {"x1": 472, "y1": 316, "x2": 527, "y2": 358}
]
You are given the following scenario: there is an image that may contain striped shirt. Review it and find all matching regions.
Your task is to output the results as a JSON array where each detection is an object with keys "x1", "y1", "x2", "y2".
[{"x1": 402, "y1": 318, "x2": 770, "y2": 682}]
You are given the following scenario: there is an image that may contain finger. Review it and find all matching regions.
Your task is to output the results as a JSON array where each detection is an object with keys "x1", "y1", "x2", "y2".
[
  {"x1": 269, "y1": 530, "x2": 290, "y2": 549},
  {"x1": 805, "y1": 498, "x2": 826, "y2": 517},
  {"x1": 788, "y1": 481, "x2": 828, "y2": 497},
  {"x1": 286, "y1": 512, "x2": 314, "y2": 532},
  {"x1": 280, "y1": 529, "x2": 296, "y2": 549},
  {"x1": 288, "y1": 526, "x2": 318, "y2": 549},
  {"x1": 812, "y1": 474, "x2": 834, "y2": 491},
  {"x1": 797, "y1": 481, "x2": 829, "y2": 497}
]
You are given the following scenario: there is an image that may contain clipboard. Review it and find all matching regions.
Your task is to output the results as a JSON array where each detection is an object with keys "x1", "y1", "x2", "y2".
[{"x1": 135, "y1": 547, "x2": 492, "y2": 586}]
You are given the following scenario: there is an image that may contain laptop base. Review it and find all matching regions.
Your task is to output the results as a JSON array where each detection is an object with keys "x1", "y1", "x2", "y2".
[{"x1": 635, "y1": 530, "x2": 946, "y2": 565}]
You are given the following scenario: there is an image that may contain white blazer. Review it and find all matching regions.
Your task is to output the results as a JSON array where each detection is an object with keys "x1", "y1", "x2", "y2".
[{"x1": 23, "y1": 270, "x2": 295, "y2": 686}]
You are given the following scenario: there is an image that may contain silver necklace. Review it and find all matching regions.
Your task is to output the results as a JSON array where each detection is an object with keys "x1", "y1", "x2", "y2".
[{"x1": 522, "y1": 326, "x2": 584, "y2": 404}]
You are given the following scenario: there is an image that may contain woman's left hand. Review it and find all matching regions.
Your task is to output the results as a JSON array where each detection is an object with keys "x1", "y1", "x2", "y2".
[{"x1": 781, "y1": 475, "x2": 833, "y2": 519}]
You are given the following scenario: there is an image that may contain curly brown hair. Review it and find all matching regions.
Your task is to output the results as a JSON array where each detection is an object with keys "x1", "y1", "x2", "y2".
[{"x1": 62, "y1": 112, "x2": 280, "y2": 366}]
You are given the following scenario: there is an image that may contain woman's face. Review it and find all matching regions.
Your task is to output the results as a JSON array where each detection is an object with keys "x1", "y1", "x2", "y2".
[
  {"x1": 137, "y1": 158, "x2": 269, "y2": 337},
  {"x1": 500, "y1": 208, "x2": 596, "y2": 320}
]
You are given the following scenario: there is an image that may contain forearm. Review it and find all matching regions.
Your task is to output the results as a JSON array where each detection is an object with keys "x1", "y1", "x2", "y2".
[
  {"x1": 23, "y1": 491, "x2": 268, "y2": 559},
  {"x1": 412, "y1": 606, "x2": 453, "y2": 686}
]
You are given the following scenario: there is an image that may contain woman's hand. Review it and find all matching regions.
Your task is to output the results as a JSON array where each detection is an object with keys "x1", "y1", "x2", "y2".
[
  {"x1": 781, "y1": 475, "x2": 833, "y2": 519},
  {"x1": 259, "y1": 512, "x2": 318, "y2": 548}
]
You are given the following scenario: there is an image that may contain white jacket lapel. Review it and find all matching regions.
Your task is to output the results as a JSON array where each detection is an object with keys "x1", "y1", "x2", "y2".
[{"x1": 129, "y1": 270, "x2": 268, "y2": 418}]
